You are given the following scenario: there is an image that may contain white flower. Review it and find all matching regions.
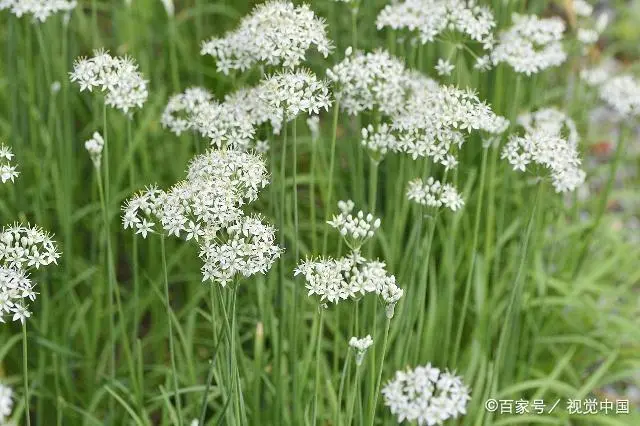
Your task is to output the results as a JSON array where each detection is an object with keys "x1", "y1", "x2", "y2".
[
  {"x1": 295, "y1": 251, "x2": 402, "y2": 315},
  {"x1": 260, "y1": 69, "x2": 332, "y2": 120},
  {"x1": 598, "y1": 75, "x2": 640, "y2": 119},
  {"x1": 376, "y1": 0, "x2": 495, "y2": 48},
  {"x1": 517, "y1": 108, "x2": 579, "y2": 146},
  {"x1": 224, "y1": 85, "x2": 284, "y2": 135},
  {"x1": 574, "y1": 0, "x2": 593, "y2": 17},
  {"x1": 491, "y1": 14, "x2": 566, "y2": 75},
  {"x1": 327, "y1": 201, "x2": 381, "y2": 249},
  {"x1": 361, "y1": 123, "x2": 399, "y2": 161},
  {"x1": 0, "y1": 383, "x2": 13, "y2": 422},
  {"x1": 0, "y1": 224, "x2": 60, "y2": 323},
  {"x1": 435, "y1": 58, "x2": 454, "y2": 76},
  {"x1": 0, "y1": 144, "x2": 18, "y2": 184},
  {"x1": 188, "y1": 100, "x2": 256, "y2": 150},
  {"x1": 84, "y1": 132, "x2": 104, "y2": 169},
  {"x1": 407, "y1": 177, "x2": 465, "y2": 211},
  {"x1": 161, "y1": 87, "x2": 213, "y2": 136},
  {"x1": 349, "y1": 335, "x2": 373, "y2": 365},
  {"x1": 327, "y1": 49, "x2": 408, "y2": 116},
  {"x1": 200, "y1": 0, "x2": 332, "y2": 74},
  {"x1": 199, "y1": 214, "x2": 282, "y2": 286},
  {"x1": 70, "y1": 49, "x2": 148, "y2": 115},
  {"x1": 391, "y1": 83, "x2": 508, "y2": 168},
  {"x1": 382, "y1": 364, "x2": 471, "y2": 425},
  {"x1": 501, "y1": 131, "x2": 586, "y2": 193},
  {"x1": 0, "y1": 0, "x2": 76, "y2": 22}
]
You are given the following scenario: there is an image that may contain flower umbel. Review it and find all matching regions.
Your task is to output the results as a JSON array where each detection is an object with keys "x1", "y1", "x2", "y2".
[{"x1": 0, "y1": 144, "x2": 18, "y2": 184}]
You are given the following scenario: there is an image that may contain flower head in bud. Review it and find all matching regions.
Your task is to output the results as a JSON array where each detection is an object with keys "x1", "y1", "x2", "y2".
[
  {"x1": 327, "y1": 201, "x2": 381, "y2": 249},
  {"x1": 349, "y1": 335, "x2": 373, "y2": 365},
  {"x1": 84, "y1": 132, "x2": 104, "y2": 169}
]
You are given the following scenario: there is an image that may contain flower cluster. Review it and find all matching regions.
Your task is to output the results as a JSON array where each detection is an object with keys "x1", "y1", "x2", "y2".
[
  {"x1": 123, "y1": 149, "x2": 281, "y2": 285},
  {"x1": 0, "y1": 0, "x2": 76, "y2": 22},
  {"x1": 161, "y1": 87, "x2": 213, "y2": 136},
  {"x1": 200, "y1": 0, "x2": 332, "y2": 74},
  {"x1": 491, "y1": 14, "x2": 566, "y2": 75},
  {"x1": 296, "y1": 203, "x2": 402, "y2": 317},
  {"x1": 407, "y1": 177, "x2": 464, "y2": 211},
  {"x1": 382, "y1": 364, "x2": 471, "y2": 425},
  {"x1": 0, "y1": 144, "x2": 18, "y2": 184},
  {"x1": 224, "y1": 85, "x2": 285, "y2": 135},
  {"x1": 391, "y1": 85, "x2": 508, "y2": 168},
  {"x1": 260, "y1": 69, "x2": 332, "y2": 120},
  {"x1": 376, "y1": 0, "x2": 495, "y2": 48},
  {"x1": 327, "y1": 200, "x2": 381, "y2": 249},
  {"x1": 349, "y1": 334, "x2": 373, "y2": 365},
  {"x1": 598, "y1": 75, "x2": 640, "y2": 119},
  {"x1": 327, "y1": 49, "x2": 408, "y2": 116},
  {"x1": 0, "y1": 224, "x2": 60, "y2": 323},
  {"x1": 294, "y1": 254, "x2": 403, "y2": 317},
  {"x1": 200, "y1": 214, "x2": 282, "y2": 286},
  {"x1": 84, "y1": 132, "x2": 104, "y2": 169},
  {"x1": 501, "y1": 132, "x2": 586, "y2": 193},
  {"x1": 517, "y1": 108, "x2": 579, "y2": 146},
  {"x1": 361, "y1": 123, "x2": 399, "y2": 161},
  {"x1": 0, "y1": 383, "x2": 12, "y2": 424},
  {"x1": 70, "y1": 49, "x2": 148, "y2": 115},
  {"x1": 189, "y1": 100, "x2": 256, "y2": 150}
]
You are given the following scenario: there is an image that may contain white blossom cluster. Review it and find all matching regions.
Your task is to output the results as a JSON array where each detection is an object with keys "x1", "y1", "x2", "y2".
[
  {"x1": 84, "y1": 132, "x2": 104, "y2": 169},
  {"x1": 361, "y1": 123, "x2": 399, "y2": 161},
  {"x1": 407, "y1": 177, "x2": 465, "y2": 211},
  {"x1": 0, "y1": 383, "x2": 12, "y2": 424},
  {"x1": 200, "y1": 0, "x2": 332, "y2": 74},
  {"x1": 260, "y1": 69, "x2": 332, "y2": 120},
  {"x1": 349, "y1": 334, "x2": 373, "y2": 365},
  {"x1": 376, "y1": 0, "x2": 495, "y2": 48},
  {"x1": 327, "y1": 200, "x2": 381, "y2": 249},
  {"x1": 491, "y1": 14, "x2": 567, "y2": 75},
  {"x1": 501, "y1": 132, "x2": 586, "y2": 193},
  {"x1": 598, "y1": 75, "x2": 640, "y2": 119},
  {"x1": 225, "y1": 85, "x2": 285, "y2": 135},
  {"x1": 0, "y1": 144, "x2": 18, "y2": 184},
  {"x1": 382, "y1": 364, "x2": 471, "y2": 425},
  {"x1": 123, "y1": 149, "x2": 281, "y2": 285},
  {"x1": 573, "y1": 0, "x2": 608, "y2": 49},
  {"x1": 294, "y1": 254, "x2": 403, "y2": 317},
  {"x1": 199, "y1": 214, "x2": 282, "y2": 286},
  {"x1": 161, "y1": 87, "x2": 213, "y2": 136},
  {"x1": 391, "y1": 85, "x2": 508, "y2": 168},
  {"x1": 0, "y1": 224, "x2": 61, "y2": 323},
  {"x1": 327, "y1": 49, "x2": 408, "y2": 116},
  {"x1": 580, "y1": 64, "x2": 611, "y2": 87},
  {"x1": 517, "y1": 108, "x2": 579, "y2": 146},
  {"x1": 189, "y1": 100, "x2": 256, "y2": 150},
  {"x1": 0, "y1": 0, "x2": 76, "y2": 22},
  {"x1": 70, "y1": 49, "x2": 148, "y2": 115}
]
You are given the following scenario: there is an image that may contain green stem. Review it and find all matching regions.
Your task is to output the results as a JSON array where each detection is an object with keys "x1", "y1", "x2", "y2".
[
  {"x1": 22, "y1": 320, "x2": 31, "y2": 426},
  {"x1": 312, "y1": 308, "x2": 325, "y2": 425},
  {"x1": 160, "y1": 235, "x2": 183, "y2": 426},
  {"x1": 322, "y1": 101, "x2": 340, "y2": 255},
  {"x1": 452, "y1": 147, "x2": 489, "y2": 366},
  {"x1": 336, "y1": 349, "x2": 352, "y2": 426},
  {"x1": 369, "y1": 318, "x2": 390, "y2": 426}
]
